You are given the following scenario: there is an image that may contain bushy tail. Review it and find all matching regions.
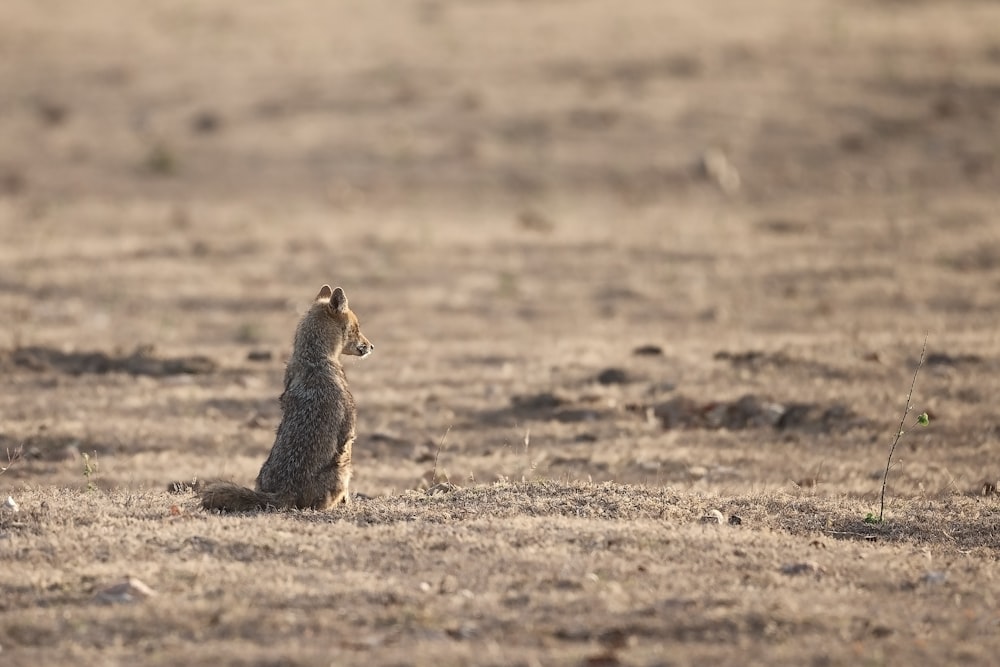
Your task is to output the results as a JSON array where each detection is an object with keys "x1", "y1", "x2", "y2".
[{"x1": 200, "y1": 481, "x2": 282, "y2": 513}]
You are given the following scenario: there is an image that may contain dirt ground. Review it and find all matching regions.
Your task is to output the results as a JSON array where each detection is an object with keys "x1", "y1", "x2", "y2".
[{"x1": 3, "y1": 1, "x2": 1000, "y2": 665}]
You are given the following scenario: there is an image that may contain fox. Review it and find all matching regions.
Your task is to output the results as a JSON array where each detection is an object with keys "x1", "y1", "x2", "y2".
[{"x1": 199, "y1": 284, "x2": 373, "y2": 512}]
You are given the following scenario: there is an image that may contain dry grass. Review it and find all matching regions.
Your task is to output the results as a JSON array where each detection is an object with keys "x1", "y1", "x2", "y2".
[{"x1": 3, "y1": 482, "x2": 1000, "y2": 667}]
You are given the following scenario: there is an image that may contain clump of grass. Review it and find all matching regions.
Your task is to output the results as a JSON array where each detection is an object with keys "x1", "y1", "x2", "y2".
[
  {"x1": 869, "y1": 336, "x2": 930, "y2": 524},
  {"x1": 235, "y1": 322, "x2": 263, "y2": 344},
  {"x1": 144, "y1": 142, "x2": 178, "y2": 175}
]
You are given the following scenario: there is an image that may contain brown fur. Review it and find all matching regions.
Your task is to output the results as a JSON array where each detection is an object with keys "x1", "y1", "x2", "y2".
[{"x1": 200, "y1": 285, "x2": 372, "y2": 512}]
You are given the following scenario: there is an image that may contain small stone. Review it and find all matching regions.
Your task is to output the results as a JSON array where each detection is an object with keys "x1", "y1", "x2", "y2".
[
  {"x1": 583, "y1": 651, "x2": 622, "y2": 667},
  {"x1": 2, "y1": 496, "x2": 18, "y2": 513},
  {"x1": 700, "y1": 509, "x2": 725, "y2": 524},
  {"x1": 246, "y1": 349, "x2": 273, "y2": 362},
  {"x1": 511, "y1": 392, "x2": 566, "y2": 411},
  {"x1": 687, "y1": 465, "x2": 708, "y2": 480},
  {"x1": 654, "y1": 395, "x2": 701, "y2": 429},
  {"x1": 698, "y1": 147, "x2": 741, "y2": 194},
  {"x1": 598, "y1": 628, "x2": 636, "y2": 649},
  {"x1": 728, "y1": 514, "x2": 742, "y2": 526},
  {"x1": 596, "y1": 368, "x2": 629, "y2": 385},
  {"x1": 245, "y1": 414, "x2": 269, "y2": 429},
  {"x1": 95, "y1": 576, "x2": 158, "y2": 604},
  {"x1": 190, "y1": 110, "x2": 222, "y2": 134},
  {"x1": 516, "y1": 209, "x2": 556, "y2": 232}
]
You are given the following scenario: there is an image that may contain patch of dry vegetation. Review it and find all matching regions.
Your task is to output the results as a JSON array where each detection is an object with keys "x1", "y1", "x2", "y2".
[{"x1": 2, "y1": 482, "x2": 1000, "y2": 666}]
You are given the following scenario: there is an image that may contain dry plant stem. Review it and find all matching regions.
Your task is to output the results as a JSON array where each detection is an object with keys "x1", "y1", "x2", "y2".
[
  {"x1": 1, "y1": 445, "x2": 24, "y2": 476},
  {"x1": 879, "y1": 335, "x2": 927, "y2": 522},
  {"x1": 431, "y1": 426, "x2": 451, "y2": 484}
]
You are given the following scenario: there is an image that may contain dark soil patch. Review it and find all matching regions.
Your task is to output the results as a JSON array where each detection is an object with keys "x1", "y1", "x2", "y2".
[
  {"x1": 0, "y1": 432, "x2": 108, "y2": 462},
  {"x1": 713, "y1": 350, "x2": 850, "y2": 380},
  {"x1": 0, "y1": 346, "x2": 217, "y2": 377},
  {"x1": 647, "y1": 394, "x2": 865, "y2": 433}
]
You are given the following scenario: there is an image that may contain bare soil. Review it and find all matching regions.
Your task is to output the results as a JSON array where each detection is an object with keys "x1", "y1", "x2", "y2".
[{"x1": 3, "y1": 1, "x2": 1000, "y2": 665}]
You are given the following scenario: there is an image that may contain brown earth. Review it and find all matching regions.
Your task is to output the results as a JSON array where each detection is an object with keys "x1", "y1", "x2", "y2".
[{"x1": 2, "y1": 1, "x2": 1000, "y2": 665}]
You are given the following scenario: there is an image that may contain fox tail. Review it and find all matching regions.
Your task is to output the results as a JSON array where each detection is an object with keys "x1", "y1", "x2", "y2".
[{"x1": 199, "y1": 481, "x2": 281, "y2": 513}]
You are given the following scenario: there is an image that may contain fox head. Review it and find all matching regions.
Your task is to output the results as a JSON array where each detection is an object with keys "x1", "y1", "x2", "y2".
[{"x1": 315, "y1": 284, "x2": 373, "y2": 358}]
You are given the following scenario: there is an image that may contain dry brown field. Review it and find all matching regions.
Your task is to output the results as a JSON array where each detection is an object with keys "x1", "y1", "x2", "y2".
[{"x1": 3, "y1": 1, "x2": 1000, "y2": 665}]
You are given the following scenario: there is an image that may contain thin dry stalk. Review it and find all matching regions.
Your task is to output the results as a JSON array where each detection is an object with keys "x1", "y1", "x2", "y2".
[
  {"x1": 431, "y1": 426, "x2": 451, "y2": 484},
  {"x1": 0, "y1": 445, "x2": 24, "y2": 477},
  {"x1": 878, "y1": 335, "x2": 928, "y2": 522}
]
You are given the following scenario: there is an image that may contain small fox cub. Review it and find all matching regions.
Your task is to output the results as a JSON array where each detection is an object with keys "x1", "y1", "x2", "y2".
[{"x1": 200, "y1": 284, "x2": 373, "y2": 512}]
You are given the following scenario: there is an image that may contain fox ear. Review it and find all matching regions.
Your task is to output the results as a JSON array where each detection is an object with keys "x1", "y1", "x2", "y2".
[
  {"x1": 330, "y1": 287, "x2": 349, "y2": 313},
  {"x1": 316, "y1": 285, "x2": 334, "y2": 302}
]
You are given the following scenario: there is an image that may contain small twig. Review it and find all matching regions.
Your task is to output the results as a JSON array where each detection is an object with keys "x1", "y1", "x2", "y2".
[
  {"x1": 878, "y1": 335, "x2": 928, "y2": 522},
  {"x1": 431, "y1": 426, "x2": 451, "y2": 484},
  {"x1": 82, "y1": 451, "x2": 100, "y2": 492},
  {"x1": 522, "y1": 428, "x2": 538, "y2": 480},
  {"x1": 0, "y1": 445, "x2": 24, "y2": 476}
]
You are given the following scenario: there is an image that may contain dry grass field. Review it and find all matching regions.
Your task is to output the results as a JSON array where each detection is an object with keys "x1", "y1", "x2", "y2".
[{"x1": 3, "y1": 1, "x2": 1000, "y2": 665}]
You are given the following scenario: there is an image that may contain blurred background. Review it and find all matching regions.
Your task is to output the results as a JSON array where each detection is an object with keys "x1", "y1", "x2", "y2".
[
  {"x1": 2, "y1": 1, "x2": 1000, "y2": 495},
  {"x1": 6, "y1": 2, "x2": 998, "y2": 212}
]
